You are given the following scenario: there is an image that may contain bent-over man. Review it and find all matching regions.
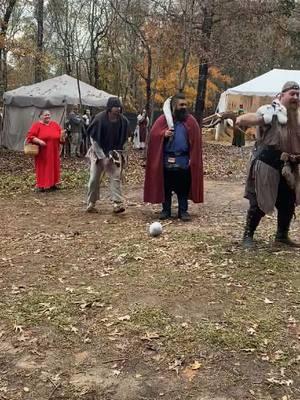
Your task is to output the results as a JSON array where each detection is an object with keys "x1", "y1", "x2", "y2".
[{"x1": 86, "y1": 97, "x2": 129, "y2": 214}]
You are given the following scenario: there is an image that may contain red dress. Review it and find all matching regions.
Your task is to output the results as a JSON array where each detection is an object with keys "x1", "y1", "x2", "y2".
[{"x1": 26, "y1": 121, "x2": 62, "y2": 189}]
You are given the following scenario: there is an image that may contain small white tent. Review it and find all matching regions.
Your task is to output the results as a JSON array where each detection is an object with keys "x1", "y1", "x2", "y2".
[
  {"x1": 217, "y1": 68, "x2": 300, "y2": 113},
  {"x1": 0, "y1": 74, "x2": 113, "y2": 150}
]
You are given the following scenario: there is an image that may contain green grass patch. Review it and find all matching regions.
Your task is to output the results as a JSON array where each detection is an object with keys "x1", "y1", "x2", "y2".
[
  {"x1": 1, "y1": 292, "x2": 76, "y2": 328},
  {"x1": 61, "y1": 168, "x2": 89, "y2": 189},
  {"x1": 0, "y1": 172, "x2": 35, "y2": 193},
  {"x1": 0, "y1": 166, "x2": 88, "y2": 196}
]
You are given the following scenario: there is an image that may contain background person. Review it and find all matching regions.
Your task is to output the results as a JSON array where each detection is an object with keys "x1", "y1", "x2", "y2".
[
  {"x1": 133, "y1": 109, "x2": 149, "y2": 150},
  {"x1": 232, "y1": 104, "x2": 246, "y2": 150},
  {"x1": 67, "y1": 106, "x2": 84, "y2": 157},
  {"x1": 82, "y1": 109, "x2": 91, "y2": 154}
]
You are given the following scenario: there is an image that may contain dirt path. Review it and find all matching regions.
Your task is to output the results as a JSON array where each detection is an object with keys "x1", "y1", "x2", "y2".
[{"x1": 0, "y1": 180, "x2": 299, "y2": 400}]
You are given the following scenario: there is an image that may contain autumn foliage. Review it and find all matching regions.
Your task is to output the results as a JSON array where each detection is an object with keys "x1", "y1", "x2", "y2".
[{"x1": 154, "y1": 62, "x2": 231, "y2": 109}]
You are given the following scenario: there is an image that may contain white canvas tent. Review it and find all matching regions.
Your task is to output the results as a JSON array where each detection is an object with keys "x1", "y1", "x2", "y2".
[
  {"x1": 217, "y1": 68, "x2": 300, "y2": 113},
  {"x1": 0, "y1": 74, "x2": 113, "y2": 150}
]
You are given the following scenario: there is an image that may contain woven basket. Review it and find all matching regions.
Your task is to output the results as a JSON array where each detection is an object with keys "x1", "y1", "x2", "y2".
[{"x1": 24, "y1": 143, "x2": 39, "y2": 156}]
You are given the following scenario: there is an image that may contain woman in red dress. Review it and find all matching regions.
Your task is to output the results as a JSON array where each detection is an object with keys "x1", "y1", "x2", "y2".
[{"x1": 26, "y1": 110, "x2": 65, "y2": 192}]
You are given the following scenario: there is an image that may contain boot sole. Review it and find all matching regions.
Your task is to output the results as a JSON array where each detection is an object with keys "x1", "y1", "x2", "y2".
[
  {"x1": 274, "y1": 239, "x2": 300, "y2": 248},
  {"x1": 113, "y1": 208, "x2": 125, "y2": 214}
]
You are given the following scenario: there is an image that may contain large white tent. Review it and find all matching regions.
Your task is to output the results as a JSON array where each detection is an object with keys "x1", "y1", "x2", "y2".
[
  {"x1": 0, "y1": 74, "x2": 113, "y2": 150},
  {"x1": 217, "y1": 68, "x2": 300, "y2": 113}
]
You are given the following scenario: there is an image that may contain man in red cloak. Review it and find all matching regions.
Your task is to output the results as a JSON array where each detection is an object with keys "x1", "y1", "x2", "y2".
[{"x1": 144, "y1": 93, "x2": 203, "y2": 221}]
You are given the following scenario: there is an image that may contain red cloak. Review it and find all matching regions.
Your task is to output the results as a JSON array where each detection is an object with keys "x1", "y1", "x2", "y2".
[{"x1": 144, "y1": 114, "x2": 203, "y2": 204}]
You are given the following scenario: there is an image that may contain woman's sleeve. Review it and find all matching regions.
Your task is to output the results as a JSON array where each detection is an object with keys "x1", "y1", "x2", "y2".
[
  {"x1": 58, "y1": 123, "x2": 65, "y2": 144},
  {"x1": 26, "y1": 122, "x2": 40, "y2": 143},
  {"x1": 52, "y1": 122, "x2": 65, "y2": 143}
]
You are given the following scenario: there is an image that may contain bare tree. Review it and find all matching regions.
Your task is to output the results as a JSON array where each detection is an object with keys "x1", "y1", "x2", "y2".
[
  {"x1": 194, "y1": 0, "x2": 215, "y2": 123},
  {"x1": 0, "y1": 0, "x2": 17, "y2": 99},
  {"x1": 35, "y1": 0, "x2": 44, "y2": 82},
  {"x1": 86, "y1": 0, "x2": 114, "y2": 88},
  {"x1": 47, "y1": 0, "x2": 86, "y2": 75},
  {"x1": 113, "y1": 0, "x2": 154, "y2": 114}
]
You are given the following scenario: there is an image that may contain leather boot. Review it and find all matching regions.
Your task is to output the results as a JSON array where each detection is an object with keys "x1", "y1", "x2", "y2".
[
  {"x1": 159, "y1": 210, "x2": 171, "y2": 220},
  {"x1": 160, "y1": 195, "x2": 172, "y2": 220},
  {"x1": 275, "y1": 230, "x2": 299, "y2": 247},
  {"x1": 275, "y1": 209, "x2": 299, "y2": 247},
  {"x1": 242, "y1": 208, "x2": 264, "y2": 249}
]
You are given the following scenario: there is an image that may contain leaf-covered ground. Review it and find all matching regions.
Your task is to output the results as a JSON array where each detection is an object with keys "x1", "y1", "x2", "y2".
[
  {"x1": 0, "y1": 144, "x2": 299, "y2": 400},
  {"x1": 0, "y1": 143, "x2": 249, "y2": 196}
]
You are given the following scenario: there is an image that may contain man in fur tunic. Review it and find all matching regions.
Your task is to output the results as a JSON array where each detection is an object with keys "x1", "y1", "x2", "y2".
[{"x1": 237, "y1": 81, "x2": 300, "y2": 248}]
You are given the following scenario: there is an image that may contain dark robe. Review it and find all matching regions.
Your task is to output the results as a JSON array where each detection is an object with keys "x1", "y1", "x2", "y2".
[
  {"x1": 87, "y1": 111, "x2": 129, "y2": 154},
  {"x1": 139, "y1": 118, "x2": 148, "y2": 142},
  {"x1": 144, "y1": 114, "x2": 203, "y2": 203}
]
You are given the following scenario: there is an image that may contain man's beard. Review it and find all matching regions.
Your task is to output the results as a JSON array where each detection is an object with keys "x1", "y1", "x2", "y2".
[
  {"x1": 174, "y1": 108, "x2": 188, "y2": 122},
  {"x1": 109, "y1": 110, "x2": 121, "y2": 121}
]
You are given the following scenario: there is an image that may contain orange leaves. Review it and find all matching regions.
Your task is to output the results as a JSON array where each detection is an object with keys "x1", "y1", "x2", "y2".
[{"x1": 153, "y1": 59, "x2": 231, "y2": 108}]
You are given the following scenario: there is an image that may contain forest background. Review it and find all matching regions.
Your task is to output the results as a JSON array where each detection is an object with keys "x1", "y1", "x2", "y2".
[{"x1": 1, "y1": 0, "x2": 300, "y2": 121}]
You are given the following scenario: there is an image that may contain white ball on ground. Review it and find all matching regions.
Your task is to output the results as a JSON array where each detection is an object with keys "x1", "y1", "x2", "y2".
[{"x1": 149, "y1": 222, "x2": 163, "y2": 237}]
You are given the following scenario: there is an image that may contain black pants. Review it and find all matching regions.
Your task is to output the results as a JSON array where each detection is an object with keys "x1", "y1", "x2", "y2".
[
  {"x1": 162, "y1": 168, "x2": 191, "y2": 216},
  {"x1": 247, "y1": 176, "x2": 295, "y2": 234}
]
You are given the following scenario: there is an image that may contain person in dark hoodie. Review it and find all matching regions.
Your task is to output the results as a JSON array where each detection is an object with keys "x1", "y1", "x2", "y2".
[{"x1": 85, "y1": 97, "x2": 129, "y2": 213}]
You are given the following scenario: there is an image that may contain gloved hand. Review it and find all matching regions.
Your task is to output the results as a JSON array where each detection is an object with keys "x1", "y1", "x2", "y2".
[{"x1": 109, "y1": 150, "x2": 122, "y2": 167}]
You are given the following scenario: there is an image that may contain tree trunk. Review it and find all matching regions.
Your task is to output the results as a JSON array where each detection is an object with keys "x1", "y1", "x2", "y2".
[
  {"x1": 64, "y1": 2, "x2": 72, "y2": 75},
  {"x1": 194, "y1": 62, "x2": 208, "y2": 123},
  {"x1": 145, "y1": 46, "x2": 152, "y2": 117},
  {"x1": 65, "y1": 49, "x2": 72, "y2": 75},
  {"x1": 35, "y1": 0, "x2": 44, "y2": 83},
  {"x1": 194, "y1": 2, "x2": 214, "y2": 124},
  {"x1": 88, "y1": 0, "x2": 96, "y2": 86},
  {"x1": 76, "y1": 60, "x2": 82, "y2": 111},
  {"x1": 93, "y1": 44, "x2": 100, "y2": 89},
  {"x1": 0, "y1": 0, "x2": 17, "y2": 100},
  {"x1": 94, "y1": 57, "x2": 100, "y2": 89}
]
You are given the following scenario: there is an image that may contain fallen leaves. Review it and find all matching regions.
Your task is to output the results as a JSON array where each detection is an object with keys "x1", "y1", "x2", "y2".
[
  {"x1": 112, "y1": 369, "x2": 121, "y2": 376},
  {"x1": 182, "y1": 367, "x2": 198, "y2": 382},
  {"x1": 76, "y1": 299, "x2": 105, "y2": 310},
  {"x1": 190, "y1": 360, "x2": 202, "y2": 370},
  {"x1": 178, "y1": 360, "x2": 203, "y2": 381},
  {"x1": 1, "y1": 145, "x2": 300, "y2": 400},
  {"x1": 117, "y1": 315, "x2": 131, "y2": 322},
  {"x1": 266, "y1": 377, "x2": 293, "y2": 386},
  {"x1": 0, "y1": 144, "x2": 250, "y2": 198},
  {"x1": 141, "y1": 331, "x2": 161, "y2": 340},
  {"x1": 246, "y1": 324, "x2": 258, "y2": 336},
  {"x1": 168, "y1": 358, "x2": 184, "y2": 374},
  {"x1": 70, "y1": 325, "x2": 79, "y2": 334},
  {"x1": 14, "y1": 324, "x2": 24, "y2": 334},
  {"x1": 11, "y1": 284, "x2": 26, "y2": 295},
  {"x1": 264, "y1": 298, "x2": 274, "y2": 304}
]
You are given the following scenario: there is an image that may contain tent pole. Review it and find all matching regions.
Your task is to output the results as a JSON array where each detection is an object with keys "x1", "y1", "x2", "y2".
[{"x1": 76, "y1": 60, "x2": 82, "y2": 112}]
